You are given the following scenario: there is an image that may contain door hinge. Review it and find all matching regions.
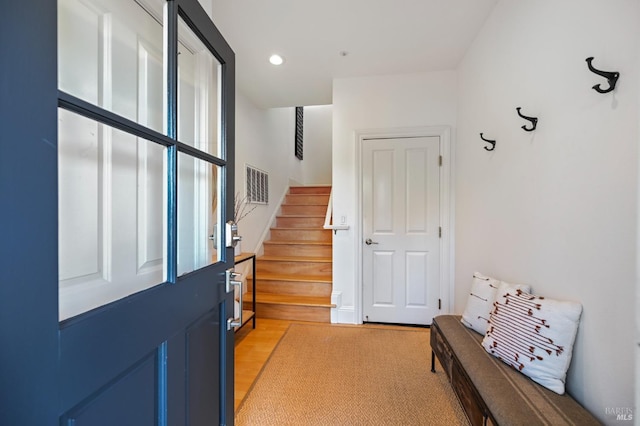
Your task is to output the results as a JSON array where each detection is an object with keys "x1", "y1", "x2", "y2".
[
  {"x1": 439, "y1": 227, "x2": 442, "y2": 238},
  {"x1": 439, "y1": 155, "x2": 443, "y2": 166},
  {"x1": 438, "y1": 299, "x2": 442, "y2": 310}
]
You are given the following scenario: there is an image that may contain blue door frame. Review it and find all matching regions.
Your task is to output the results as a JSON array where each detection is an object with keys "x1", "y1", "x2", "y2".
[{"x1": 0, "y1": 1, "x2": 236, "y2": 424}]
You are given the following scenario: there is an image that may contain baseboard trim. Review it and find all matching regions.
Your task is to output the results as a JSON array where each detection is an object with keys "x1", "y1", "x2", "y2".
[{"x1": 331, "y1": 291, "x2": 360, "y2": 324}]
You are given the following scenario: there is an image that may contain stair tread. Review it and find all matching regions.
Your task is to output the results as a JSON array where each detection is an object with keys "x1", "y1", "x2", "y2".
[
  {"x1": 248, "y1": 293, "x2": 335, "y2": 308},
  {"x1": 277, "y1": 215, "x2": 325, "y2": 218},
  {"x1": 271, "y1": 227, "x2": 329, "y2": 231},
  {"x1": 259, "y1": 255, "x2": 331, "y2": 263},
  {"x1": 251, "y1": 272, "x2": 332, "y2": 283},
  {"x1": 287, "y1": 193, "x2": 329, "y2": 196},
  {"x1": 263, "y1": 240, "x2": 332, "y2": 246},
  {"x1": 282, "y1": 203, "x2": 328, "y2": 206},
  {"x1": 290, "y1": 186, "x2": 331, "y2": 190}
]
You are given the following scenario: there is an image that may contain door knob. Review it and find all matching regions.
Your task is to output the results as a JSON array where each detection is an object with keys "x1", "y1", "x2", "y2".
[
  {"x1": 226, "y1": 221, "x2": 241, "y2": 248},
  {"x1": 365, "y1": 238, "x2": 379, "y2": 245}
]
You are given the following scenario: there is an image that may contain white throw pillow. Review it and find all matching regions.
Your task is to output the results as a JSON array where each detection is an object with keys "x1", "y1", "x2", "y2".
[
  {"x1": 481, "y1": 283, "x2": 583, "y2": 395},
  {"x1": 460, "y1": 273, "x2": 530, "y2": 335}
]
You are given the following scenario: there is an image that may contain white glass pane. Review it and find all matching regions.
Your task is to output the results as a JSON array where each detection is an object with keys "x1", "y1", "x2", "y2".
[
  {"x1": 177, "y1": 154, "x2": 221, "y2": 276},
  {"x1": 58, "y1": 109, "x2": 166, "y2": 320},
  {"x1": 58, "y1": 0, "x2": 165, "y2": 133},
  {"x1": 177, "y1": 16, "x2": 222, "y2": 157}
]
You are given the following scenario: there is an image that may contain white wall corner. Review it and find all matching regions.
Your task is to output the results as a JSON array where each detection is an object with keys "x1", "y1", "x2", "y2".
[{"x1": 288, "y1": 177, "x2": 302, "y2": 187}]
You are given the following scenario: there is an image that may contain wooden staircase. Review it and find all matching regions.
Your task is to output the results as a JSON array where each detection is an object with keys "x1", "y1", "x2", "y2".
[{"x1": 246, "y1": 186, "x2": 334, "y2": 322}]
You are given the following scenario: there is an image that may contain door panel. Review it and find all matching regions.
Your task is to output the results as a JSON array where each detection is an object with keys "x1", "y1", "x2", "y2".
[
  {"x1": 137, "y1": 140, "x2": 165, "y2": 274},
  {"x1": 58, "y1": 110, "x2": 167, "y2": 320},
  {"x1": 363, "y1": 137, "x2": 440, "y2": 325},
  {"x1": 372, "y1": 150, "x2": 394, "y2": 232},
  {"x1": 177, "y1": 154, "x2": 220, "y2": 275},
  {"x1": 58, "y1": 109, "x2": 100, "y2": 282},
  {"x1": 406, "y1": 251, "x2": 428, "y2": 306},
  {"x1": 58, "y1": 0, "x2": 165, "y2": 129},
  {"x1": 406, "y1": 148, "x2": 429, "y2": 233},
  {"x1": 62, "y1": 350, "x2": 158, "y2": 426},
  {"x1": 373, "y1": 251, "x2": 394, "y2": 305},
  {"x1": 137, "y1": 38, "x2": 164, "y2": 133},
  {"x1": 178, "y1": 16, "x2": 221, "y2": 157},
  {"x1": 187, "y1": 311, "x2": 221, "y2": 424}
]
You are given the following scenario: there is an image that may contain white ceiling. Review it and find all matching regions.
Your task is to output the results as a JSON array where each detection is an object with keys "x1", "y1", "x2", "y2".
[{"x1": 210, "y1": 0, "x2": 498, "y2": 109}]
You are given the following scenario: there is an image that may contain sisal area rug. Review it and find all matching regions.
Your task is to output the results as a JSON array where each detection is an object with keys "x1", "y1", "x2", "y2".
[{"x1": 235, "y1": 323, "x2": 469, "y2": 425}]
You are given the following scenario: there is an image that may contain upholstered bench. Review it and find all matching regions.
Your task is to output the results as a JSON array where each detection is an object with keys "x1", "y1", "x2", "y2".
[{"x1": 430, "y1": 315, "x2": 600, "y2": 425}]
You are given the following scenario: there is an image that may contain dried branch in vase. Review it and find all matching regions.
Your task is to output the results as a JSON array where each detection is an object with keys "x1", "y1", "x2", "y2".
[{"x1": 234, "y1": 193, "x2": 257, "y2": 223}]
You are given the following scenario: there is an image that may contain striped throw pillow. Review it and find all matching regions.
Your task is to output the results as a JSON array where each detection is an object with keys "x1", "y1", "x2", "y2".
[{"x1": 482, "y1": 283, "x2": 582, "y2": 394}]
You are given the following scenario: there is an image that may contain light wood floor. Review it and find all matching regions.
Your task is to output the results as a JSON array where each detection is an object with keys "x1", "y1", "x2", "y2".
[
  {"x1": 234, "y1": 318, "x2": 303, "y2": 410},
  {"x1": 233, "y1": 318, "x2": 427, "y2": 411}
]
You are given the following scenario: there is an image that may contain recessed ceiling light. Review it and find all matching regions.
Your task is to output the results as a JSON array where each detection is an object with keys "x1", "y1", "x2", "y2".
[{"x1": 269, "y1": 54, "x2": 284, "y2": 65}]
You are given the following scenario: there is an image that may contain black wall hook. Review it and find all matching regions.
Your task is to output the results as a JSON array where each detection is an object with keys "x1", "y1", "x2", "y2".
[
  {"x1": 586, "y1": 57, "x2": 619, "y2": 94},
  {"x1": 480, "y1": 133, "x2": 496, "y2": 151},
  {"x1": 516, "y1": 107, "x2": 538, "y2": 132}
]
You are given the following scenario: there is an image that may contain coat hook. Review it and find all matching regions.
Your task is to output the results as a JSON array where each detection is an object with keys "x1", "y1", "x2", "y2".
[
  {"x1": 585, "y1": 57, "x2": 619, "y2": 94},
  {"x1": 516, "y1": 107, "x2": 538, "y2": 132},
  {"x1": 480, "y1": 133, "x2": 496, "y2": 151}
]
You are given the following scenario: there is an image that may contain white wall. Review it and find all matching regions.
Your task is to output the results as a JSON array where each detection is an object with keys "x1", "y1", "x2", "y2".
[
  {"x1": 456, "y1": 0, "x2": 638, "y2": 422},
  {"x1": 302, "y1": 105, "x2": 332, "y2": 185},
  {"x1": 285, "y1": 105, "x2": 333, "y2": 186},
  {"x1": 331, "y1": 71, "x2": 458, "y2": 323},
  {"x1": 235, "y1": 92, "x2": 291, "y2": 254}
]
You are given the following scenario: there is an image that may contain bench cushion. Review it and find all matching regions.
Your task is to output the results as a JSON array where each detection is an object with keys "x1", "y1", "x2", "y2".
[{"x1": 433, "y1": 315, "x2": 600, "y2": 425}]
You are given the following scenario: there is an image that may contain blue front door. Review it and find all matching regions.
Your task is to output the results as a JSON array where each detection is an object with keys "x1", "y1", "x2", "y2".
[{"x1": 0, "y1": 0, "x2": 236, "y2": 424}]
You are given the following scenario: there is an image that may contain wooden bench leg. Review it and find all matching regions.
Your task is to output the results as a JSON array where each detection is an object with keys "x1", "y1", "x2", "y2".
[{"x1": 431, "y1": 350, "x2": 436, "y2": 373}]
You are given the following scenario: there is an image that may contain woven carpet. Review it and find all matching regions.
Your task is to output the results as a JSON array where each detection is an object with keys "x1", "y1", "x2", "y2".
[{"x1": 235, "y1": 323, "x2": 469, "y2": 425}]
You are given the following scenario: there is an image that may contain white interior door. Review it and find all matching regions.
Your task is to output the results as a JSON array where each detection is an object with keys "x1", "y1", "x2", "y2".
[
  {"x1": 58, "y1": 0, "x2": 220, "y2": 320},
  {"x1": 58, "y1": 0, "x2": 167, "y2": 320},
  {"x1": 362, "y1": 136, "x2": 441, "y2": 325}
]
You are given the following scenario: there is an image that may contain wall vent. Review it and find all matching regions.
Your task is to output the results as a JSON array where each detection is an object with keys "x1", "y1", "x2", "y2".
[{"x1": 246, "y1": 164, "x2": 269, "y2": 204}]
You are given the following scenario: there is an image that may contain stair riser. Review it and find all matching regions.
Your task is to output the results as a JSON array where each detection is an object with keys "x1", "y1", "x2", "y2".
[
  {"x1": 257, "y1": 261, "x2": 332, "y2": 276},
  {"x1": 280, "y1": 205, "x2": 326, "y2": 216},
  {"x1": 263, "y1": 243, "x2": 332, "y2": 257},
  {"x1": 285, "y1": 194, "x2": 330, "y2": 205},
  {"x1": 253, "y1": 281, "x2": 332, "y2": 297},
  {"x1": 270, "y1": 228, "x2": 331, "y2": 242},
  {"x1": 276, "y1": 216, "x2": 325, "y2": 228},
  {"x1": 289, "y1": 186, "x2": 332, "y2": 195},
  {"x1": 253, "y1": 303, "x2": 331, "y2": 323}
]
